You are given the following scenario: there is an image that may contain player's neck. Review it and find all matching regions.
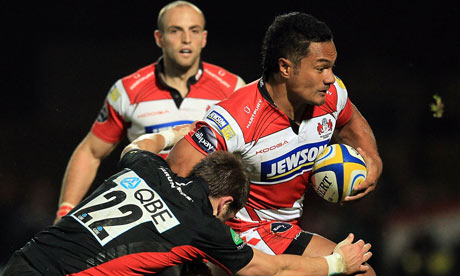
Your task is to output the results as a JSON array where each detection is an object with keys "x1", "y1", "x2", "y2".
[
  {"x1": 266, "y1": 79, "x2": 305, "y2": 123},
  {"x1": 161, "y1": 59, "x2": 200, "y2": 97}
]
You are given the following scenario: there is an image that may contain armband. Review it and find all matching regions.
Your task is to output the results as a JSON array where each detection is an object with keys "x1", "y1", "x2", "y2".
[
  {"x1": 57, "y1": 202, "x2": 75, "y2": 217},
  {"x1": 325, "y1": 252, "x2": 346, "y2": 275}
]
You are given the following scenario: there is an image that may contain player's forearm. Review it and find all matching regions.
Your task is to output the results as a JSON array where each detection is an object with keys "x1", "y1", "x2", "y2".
[
  {"x1": 335, "y1": 104, "x2": 382, "y2": 166},
  {"x1": 237, "y1": 250, "x2": 328, "y2": 276},
  {"x1": 121, "y1": 124, "x2": 192, "y2": 158},
  {"x1": 273, "y1": 255, "x2": 328, "y2": 276},
  {"x1": 55, "y1": 133, "x2": 118, "y2": 222},
  {"x1": 58, "y1": 147, "x2": 102, "y2": 207},
  {"x1": 121, "y1": 134, "x2": 165, "y2": 158}
]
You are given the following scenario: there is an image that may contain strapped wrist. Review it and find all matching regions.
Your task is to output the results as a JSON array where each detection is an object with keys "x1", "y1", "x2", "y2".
[
  {"x1": 325, "y1": 252, "x2": 346, "y2": 275},
  {"x1": 158, "y1": 129, "x2": 176, "y2": 149},
  {"x1": 57, "y1": 202, "x2": 75, "y2": 217}
]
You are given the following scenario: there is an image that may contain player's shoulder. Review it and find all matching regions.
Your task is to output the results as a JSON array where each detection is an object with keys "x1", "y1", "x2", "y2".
[
  {"x1": 202, "y1": 61, "x2": 237, "y2": 78},
  {"x1": 329, "y1": 75, "x2": 348, "y2": 95},
  {"x1": 326, "y1": 75, "x2": 348, "y2": 100},
  {"x1": 117, "y1": 63, "x2": 159, "y2": 99},
  {"x1": 314, "y1": 75, "x2": 349, "y2": 116},
  {"x1": 201, "y1": 61, "x2": 243, "y2": 89},
  {"x1": 207, "y1": 80, "x2": 273, "y2": 133},
  {"x1": 217, "y1": 80, "x2": 261, "y2": 112},
  {"x1": 120, "y1": 149, "x2": 167, "y2": 169}
]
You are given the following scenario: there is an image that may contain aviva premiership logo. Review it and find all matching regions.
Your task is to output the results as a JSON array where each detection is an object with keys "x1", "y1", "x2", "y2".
[
  {"x1": 261, "y1": 141, "x2": 328, "y2": 182},
  {"x1": 206, "y1": 111, "x2": 235, "y2": 140},
  {"x1": 230, "y1": 228, "x2": 243, "y2": 245}
]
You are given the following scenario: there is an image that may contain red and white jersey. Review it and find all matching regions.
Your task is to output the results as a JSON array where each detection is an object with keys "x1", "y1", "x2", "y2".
[
  {"x1": 91, "y1": 58, "x2": 244, "y2": 153},
  {"x1": 185, "y1": 76, "x2": 352, "y2": 227}
]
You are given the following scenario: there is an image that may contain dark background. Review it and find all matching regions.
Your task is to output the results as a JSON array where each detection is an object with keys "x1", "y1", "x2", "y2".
[{"x1": 1, "y1": 1, "x2": 459, "y2": 275}]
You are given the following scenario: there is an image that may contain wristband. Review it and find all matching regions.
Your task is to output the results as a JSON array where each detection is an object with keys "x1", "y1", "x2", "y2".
[
  {"x1": 57, "y1": 202, "x2": 75, "y2": 217},
  {"x1": 325, "y1": 252, "x2": 346, "y2": 275},
  {"x1": 159, "y1": 129, "x2": 176, "y2": 149}
]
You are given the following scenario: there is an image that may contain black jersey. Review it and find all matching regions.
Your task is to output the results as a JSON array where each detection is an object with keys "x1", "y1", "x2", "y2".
[{"x1": 21, "y1": 150, "x2": 253, "y2": 275}]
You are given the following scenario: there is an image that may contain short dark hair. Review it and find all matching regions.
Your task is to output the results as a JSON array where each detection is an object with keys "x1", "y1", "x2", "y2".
[
  {"x1": 190, "y1": 151, "x2": 250, "y2": 214},
  {"x1": 261, "y1": 12, "x2": 333, "y2": 75}
]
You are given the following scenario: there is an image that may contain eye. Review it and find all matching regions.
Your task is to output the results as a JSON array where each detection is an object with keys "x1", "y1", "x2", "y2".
[
  {"x1": 167, "y1": 28, "x2": 181, "y2": 34},
  {"x1": 191, "y1": 28, "x2": 201, "y2": 34}
]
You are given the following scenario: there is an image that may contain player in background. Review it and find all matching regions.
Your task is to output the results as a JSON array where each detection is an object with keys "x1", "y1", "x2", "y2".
[
  {"x1": 3, "y1": 125, "x2": 373, "y2": 276},
  {"x1": 54, "y1": 1, "x2": 245, "y2": 223},
  {"x1": 166, "y1": 12, "x2": 383, "y2": 275}
]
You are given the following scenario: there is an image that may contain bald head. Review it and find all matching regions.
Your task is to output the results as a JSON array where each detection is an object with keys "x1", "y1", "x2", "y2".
[{"x1": 157, "y1": 1, "x2": 205, "y2": 32}]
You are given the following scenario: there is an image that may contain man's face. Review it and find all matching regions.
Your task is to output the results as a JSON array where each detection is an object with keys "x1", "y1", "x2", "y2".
[
  {"x1": 155, "y1": 5, "x2": 207, "y2": 70},
  {"x1": 286, "y1": 41, "x2": 337, "y2": 106}
]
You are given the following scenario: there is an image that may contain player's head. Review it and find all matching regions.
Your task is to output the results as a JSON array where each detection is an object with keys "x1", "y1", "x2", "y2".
[
  {"x1": 262, "y1": 12, "x2": 336, "y2": 106},
  {"x1": 154, "y1": 1, "x2": 207, "y2": 71},
  {"x1": 190, "y1": 151, "x2": 250, "y2": 222},
  {"x1": 261, "y1": 12, "x2": 333, "y2": 75}
]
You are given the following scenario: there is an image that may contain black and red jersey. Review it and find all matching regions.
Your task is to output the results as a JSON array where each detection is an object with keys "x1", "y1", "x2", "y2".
[{"x1": 21, "y1": 150, "x2": 253, "y2": 275}]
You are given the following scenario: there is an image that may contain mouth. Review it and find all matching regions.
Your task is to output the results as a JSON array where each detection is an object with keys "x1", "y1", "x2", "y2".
[
  {"x1": 318, "y1": 86, "x2": 330, "y2": 94},
  {"x1": 179, "y1": 49, "x2": 192, "y2": 54}
]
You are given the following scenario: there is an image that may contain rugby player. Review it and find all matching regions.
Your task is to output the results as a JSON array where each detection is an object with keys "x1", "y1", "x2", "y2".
[
  {"x1": 166, "y1": 12, "x2": 383, "y2": 276},
  {"x1": 3, "y1": 126, "x2": 372, "y2": 276},
  {"x1": 54, "y1": 1, "x2": 245, "y2": 222}
]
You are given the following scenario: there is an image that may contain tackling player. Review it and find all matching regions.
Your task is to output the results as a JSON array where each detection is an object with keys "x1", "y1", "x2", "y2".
[
  {"x1": 166, "y1": 12, "x2": 383, "y2": 275},
  {"x1": 54, "y1": 1, "x2": 245, "y2": 222},
  {"x1": 3, "y1": 126, "x2": 372, "y2": 276}
]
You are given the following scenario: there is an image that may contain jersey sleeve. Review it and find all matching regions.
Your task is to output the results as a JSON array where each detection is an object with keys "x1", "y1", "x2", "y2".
[
  {"x1": 91, "y1": 80, "x2": 130, "y2": 143},
  {"x1": 183, "y1": 104, "x2": 246, "y2": 156},
  {"x1": 193, "y1": 218, "x2": 254, "y2": 274},
  {"x1": 184, "y1": 121, "x2": 225, "y2": 156},
  {"x1": 334, "y1": 76, "x2": 353, "y2": 127}
]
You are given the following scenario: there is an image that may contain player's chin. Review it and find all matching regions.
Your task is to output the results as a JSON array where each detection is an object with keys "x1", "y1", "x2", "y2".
[
  {"x1": 313, "y1": 93, "x2": 327, "y2": 105},
  {"x1": 176, "y1": 59, "x2": 196, "y2": 70}
]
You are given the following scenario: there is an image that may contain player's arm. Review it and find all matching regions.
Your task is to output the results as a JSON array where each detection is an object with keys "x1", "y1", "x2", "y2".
[
  {"x1": 333, "y1": 103, "x2": 383, "y2": 201},
  {"x1": 55, "y1": 131, "x2": 118, "y2": 223},
  {"x1": 121, "y1": 124, "x2": 192, "y2": 158},
  {"x1": 166, "y1": 136, "x2": 206, "y2": 177},
  {"x1": 237, "y1": 234, "x2": 372, "y2": 276}
]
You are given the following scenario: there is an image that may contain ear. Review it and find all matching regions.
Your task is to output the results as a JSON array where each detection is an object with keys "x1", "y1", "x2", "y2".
[
  {"x1": 201, "y1": 30, "x2": 208, "y2": 49},
  {"x1": 278, "y1": 57, "x2": 292, "y2": 78},
  {"x1": 216, "y1": 196, "x2": 233, "y2": 217},
  {"x1": 154, "y1": 30, "x2": 163, "y2": 48}
]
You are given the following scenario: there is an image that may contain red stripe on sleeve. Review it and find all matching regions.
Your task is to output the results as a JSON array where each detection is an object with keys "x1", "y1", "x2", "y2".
[{"x1": 68, "y1": 245, "x2": 232, "y2": 276}]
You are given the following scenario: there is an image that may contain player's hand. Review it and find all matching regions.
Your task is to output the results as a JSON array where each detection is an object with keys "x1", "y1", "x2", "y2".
[
  {"x1": 343, "y1": 147, "x2": 382, "y2": 202},
  {"x1": 170, "y1": 123, "x2": 194, "y2": 146},
  {"x1": 334, "y1": 233, "x2": 372, "y2": 274}
]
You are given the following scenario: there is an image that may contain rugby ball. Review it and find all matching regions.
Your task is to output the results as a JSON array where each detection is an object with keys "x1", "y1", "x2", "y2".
[{"x1": 311, "y1": 144, "x2": 367, "y2": 203}]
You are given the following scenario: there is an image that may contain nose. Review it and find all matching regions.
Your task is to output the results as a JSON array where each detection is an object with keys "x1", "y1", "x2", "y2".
[
  {"x1": 324, "y1": 70, "x2": 335, "y2": 85},
  {"x1": 182, "y1": 31, "x2": 191, "y2": 44}
]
